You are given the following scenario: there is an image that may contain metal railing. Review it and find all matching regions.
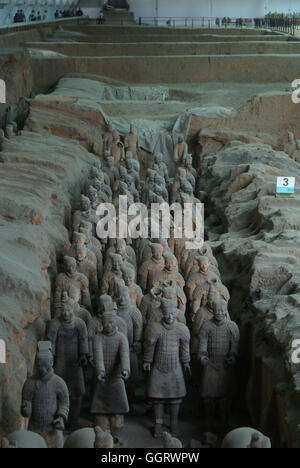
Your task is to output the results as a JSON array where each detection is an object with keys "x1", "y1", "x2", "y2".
[
  {"x1": 0, "y1": 16, "x2": 90, "y2": 35},
  {"x1": 138, "y1": 16, "x2": 255, "y2": 29},
  {"x1": 137, "y1": 15, "x2": 298, "y2": 35}
]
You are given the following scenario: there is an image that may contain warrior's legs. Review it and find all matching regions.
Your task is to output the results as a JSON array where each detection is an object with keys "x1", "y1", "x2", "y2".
[
  {"x1": 110, "y1": 414, "x2": 124, "y2": 444},
  {"x1": 169, "y1": 400, "x2": 182, "y2": 437},
  {"x1": 94, "y1": 415, "x2": 110, "y2": 433},
  {"x1": 153, "y1": 401, "x2": 164, "y2": 438}
]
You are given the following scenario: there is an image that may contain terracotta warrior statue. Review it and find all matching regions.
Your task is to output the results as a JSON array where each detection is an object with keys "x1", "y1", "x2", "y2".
[
  {"x1": 79, "y1": 223, "x2": 103, "y2": 281},
  {"x1": 152, "y1": 253, "x2": 185, "y2": 290},
  {"x1": 74, "y1": 245, "x2": 98, "y2": 295},
  {"x1": 173, "y1": 134, "x2": 188, "y2": 165},
  {"x1": 122, "y1": 265, "x2": 143, "y2": 308},
  {"x1": 116, "y1": 285, "x2": 143, "y2": 399},
  {"x1": 103, "y1": 123, "x2": 116, "y2": 151},
  {"x1": 153, "y1": 152, "x2": 169, "y2": 185},
  {"x1": 124, "y1": 124, "x2": 140, "y2": 158},
  {"x1": 65, "y1": 231, "x2": 97, "y2": 272},
  {"x1": 109, "y1": 131, "x2": 124, "y2": 165},
  {"x1": 90, "y1": 311, "x2": 130, "y2": 441},
  {"x1": 47, "y1": 292, "x2": 89, "y2": 429},
  {"x1": 197, "y1": 299, "x2": 239, "y2": 431},
  {"x1": 103, "y1": 154, "x2": 119, "y2": 188},
  {"x1": 185, "y1": 255, "x2": 216, "y2": 302},
  {"x1": 143, "y1": 300, "x2": 191, "y2": 438},
  {"x1": 101, "y1": 253, "x2": 124, "y2": 296},
  {"x1": 54, "y1": 255, "x2": 91, "y2": 315},
  {"x1": 21, "y1": 341, "x2": 69, "y2": 448},
  {"x1": 139, "y1": 243, "x2": 165, "y2": 293},
  {"x1": 73, "y1": 195, "x2": 98, "y2": 235}
]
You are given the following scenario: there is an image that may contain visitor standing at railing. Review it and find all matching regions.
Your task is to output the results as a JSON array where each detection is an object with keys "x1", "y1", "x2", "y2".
[{"x1": 29, "y1": 10, "x2": 36, "y2": 22}]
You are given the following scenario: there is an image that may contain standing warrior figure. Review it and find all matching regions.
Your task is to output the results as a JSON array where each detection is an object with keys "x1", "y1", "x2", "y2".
[
  {"x1": 90, "y1": 311, "x2": 130, "y2": 441},
  {"x1": 143, "y1": 300, "x2": 191, "y2": 438},
  {"x1": 47, "y1": 292, "x2": 89, "y2": 430},
  {"x1": 124, "y1": 124, "x2": 140, "y2": 159},
  {"x1": 21, "y1": 341, "x2": 69, "y2": 448},
  {"x1": 197, "y1": 299, "x2": 240, "y2": 431},
  {"x1": 109, "y1": 131, "x2": 125, "y2": 165},
  {"x1": 73, "y1": 195, "x2": 98, "y2": 235},
  {"x1": 54, "y1": 255, "x2": 91, "y2": 314},
  {"x1": 173, "y1": 135, "x2": 188, "y2": 165},
  {"x1": 103, "y1": 123, "x2": 116, "y2": 151}
]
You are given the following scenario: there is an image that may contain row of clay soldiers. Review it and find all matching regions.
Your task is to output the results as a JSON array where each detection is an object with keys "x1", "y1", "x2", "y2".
[{"x1": 19, "y1": 124, "x2": 240, "y2": 448}]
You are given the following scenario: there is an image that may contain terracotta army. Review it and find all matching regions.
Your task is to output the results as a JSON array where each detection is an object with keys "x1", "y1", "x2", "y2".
[
  {"x1": 152, "y1": 253, "x2": 185, "y2": 290},
  {"x1": 197, "y1": 299, "x2": 239, "y2": 431},
  {"x1": 185, "y1": 255, "x2": 217, "y2": 302},
  {"x1": 87, "y1": 185, "x2": 102, "y2": 210},
  {"x1": 173, "y1": 135, "x2": 188, "y2": 165},
  {"x1": 140, "y1": 286, "x2": 163, "y2": 324},
  {"x1": 90, "y1": 311, "x2": 130, "y2": 439},
  {"x1": 116, "y1": 285, "x2": 143, "y2": 399},
  {"x1": 124, "y1": 124, "x2": 140, "y2": 158},
  {"x1": 139, "y1": 243, "x2": 165, "y2": 292},
  {"x1": 192, "y1": 277, "x2": 230, "y2": 317},
  {"x1": 143, "y1": 300, "x2": 191, "y2": 437},
  {"x1": 103, "y1": 123, "x2": 115, "y2": 150},
  {"x1": 73, "y1": 195, "x2": 98, "y2": 235},
  {"x1": 103, "y1": 154, "x2": 119, "y2": 188},
  {"x1": 79, "y1": 223, "x2": 104, "y2": 280},
  {"x1": 105, "y1": 238, "x2": 136, "y2": 273},
  {"x1": 125, "y1": 159, "x2": 140, "y2": 190},
  {"x1": 69, "y1": 284, "x2": 92, "y2": 326},
  {"x1": 54, "y1": 256, "x2": 91, "y2": 315},
  {"x1": 74, "y1": 245, "x2": 98, "y2": 295},
  {"x1": 101, "y1": 253, "x2": 124, "y2": 296},
  {"x1": 47, "y1": 292, "x2": 89, "y2": 429},
  {"x1": 191, "y1": 283, "x2": 230, "y2": 356},
  {"x1": 153, "y1": 152, "x2": 169, "y2": 185},
  {"x1": 122, "y1": 265, "x2": 143, "y2": 308},
  {"x1": 21, "y1": 341, "x2": 69, "y2": 448},
  {"x1": 65, "y1": 231, "x2": 97, "y2": 271},
  {"x1": 87, "y1": 294, "x2": 127, "y2": 364},
  {"x1": 109, "y1": 131, "x2": 125, "y2": 165}
]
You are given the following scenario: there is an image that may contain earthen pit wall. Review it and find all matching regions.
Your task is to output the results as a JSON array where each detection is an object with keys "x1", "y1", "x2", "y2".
[
  {"x1": 66, "y1": 34, "x2": 290, "y2": 43},
  {"x1": 30, "y1": 55, "x2": 300, "y2": 92},
  {"x1": 24, "y1": 40, "x2": 300, "y2": 57},
  {"x1": 63, "y1": 25, "x2": 272, "y2": 36}
]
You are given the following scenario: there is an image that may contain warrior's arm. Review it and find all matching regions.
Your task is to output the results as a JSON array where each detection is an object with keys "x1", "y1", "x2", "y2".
[
  {"x1": 143, "y1": 324, "x2": 158, "y2": 364},
  {"x1": 119, "y1": 333, "x2": 130, "y2": 374},
  {"x1": 131, "y1": 307, "x2": 143, "y2": 344},
  {"x1": 54, "y1": 275, "x2": 64, "y2": 315},
  {"x1": 77, "y1": 320, "x2": 89, "y2": 356},
  {"x1": 180, "y1": 327, "x2": 191, "y2": 364},
  {"x1": 81, "y1": 276, "x2": 92, "y2": 311},
  {"x1": 197, "y1": 324, "x2": 209, "y2": 361},
  {"x1": 21, "y1": 379, "x2": 34, "y2": 418},
  {"x1": 56, "y1": 379, "x2": 70, "y2": 423},
  {"x1": 229, "y1": 322, "x2": 240, "y2": 357},
  {"x1": 93, "y1": 336, "x2": 105, "y2": 376}
]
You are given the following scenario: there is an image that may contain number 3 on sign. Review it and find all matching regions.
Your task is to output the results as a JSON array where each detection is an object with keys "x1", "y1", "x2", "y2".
[{"x1": 276, "y1": 177, "x2": 295, "y2": 196}]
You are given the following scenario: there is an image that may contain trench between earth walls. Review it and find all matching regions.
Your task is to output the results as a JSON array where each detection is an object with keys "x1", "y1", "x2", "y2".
[{"x1": 192, "y1": 136, "x2": 300, "y2": 448}]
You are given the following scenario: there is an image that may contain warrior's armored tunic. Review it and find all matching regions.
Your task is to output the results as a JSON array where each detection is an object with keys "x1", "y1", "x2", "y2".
[
  {"x1": 47, "y1": 317, "x2": 88, "y2": 398},
  {"x1": 90, "y1": 330, "x2": 130, "y2": 414},
  {"x1": 144, "y1": 321, "x2": 190, "y2": 399},
  {"x1": 54, "y1": 272, "x2": 91, "y2": 313},
  {"x1": 198, "y1": 319, "x2": 239, "y2": 398},
  {"x1": 21, "y1": 371, "x2": 69, "y2": 448}
]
